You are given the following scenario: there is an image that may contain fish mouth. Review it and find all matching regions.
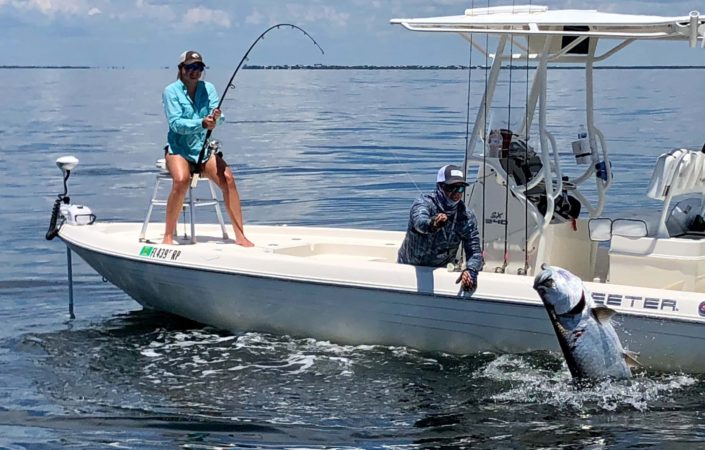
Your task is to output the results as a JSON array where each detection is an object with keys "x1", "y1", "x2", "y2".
[
  {"x1": 533, "y1": 264, "x2": 586, "y2": 316},
  {"x1": 533, "y1": 277, "x2": 555, "y2": 292},
  {"x1": 533, "y1": 265, "x2": 555, "y2": 291}
]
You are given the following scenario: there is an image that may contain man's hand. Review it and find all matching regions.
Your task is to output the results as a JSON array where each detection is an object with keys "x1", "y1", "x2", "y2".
[
  {"x1": 455, "y1": 269, "x2": 475, "y2": 291},
  {"x1": 430, "y1": 213, "x2": 448, "y2": 230},
  {"x1": 212, "y1": 108, "x2": 221, "y2": 121}
]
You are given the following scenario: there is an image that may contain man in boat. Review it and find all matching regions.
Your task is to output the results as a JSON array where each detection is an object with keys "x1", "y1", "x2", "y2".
[
  {"x1": 397, "y1": 165, "x2": 483, "y2": 291},
  {"x1": 161, "y1": 50, "x2": 254, "y2": 247}
]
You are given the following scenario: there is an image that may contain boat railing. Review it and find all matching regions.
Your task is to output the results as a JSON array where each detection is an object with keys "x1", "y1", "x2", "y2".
[
  {"x1": 592, "y1": 127, "x2": 611, "y2": 216},
  {"x1": 569, "y1": 125, "x2": 611, "y2": 217},
  {"x1": 467, "y1": 155, "x2": 542, "y2": 201},
  {"x1": 647, "y1": 148, "x2": 705, "y2": 238}
]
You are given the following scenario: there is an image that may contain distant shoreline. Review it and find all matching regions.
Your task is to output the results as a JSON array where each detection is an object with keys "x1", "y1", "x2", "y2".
[
  {"x1": 0, "y1": 65, "x2": 92, "y2": 69},
  {"x1": 3, "y1": 64, "x2": 705, "y2": 70}
]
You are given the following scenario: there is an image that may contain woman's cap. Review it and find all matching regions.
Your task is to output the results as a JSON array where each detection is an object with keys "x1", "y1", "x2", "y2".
[
  {"x1": 179, "y1": 50, "x2": 204, "y2": 66},
  {"x1": 436, "y1": 164, "x2": 469, "y2": 185}
]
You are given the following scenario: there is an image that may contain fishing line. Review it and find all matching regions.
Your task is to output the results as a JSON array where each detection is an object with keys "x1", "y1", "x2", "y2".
[
  {"x1": 481, "y1": 0, "x2": 490, "y2": 262},
  {"x1": 500, "y1": 2, "x2": 517, "y2": 274},
  {"x1": 455, "y1": 3, "x2": 476, "y2": 271},
  {"x1": 191, "y1": 24, "x2": 324, "y2": 184},
  {"x1": 523, "y1": 1, "x2": 533, "y2": 275},
  {"x1": 386, "y1": 150, "x2": 423, "y2": 195},
  {"x1": 462, "y1": 4, "x2": 475, "y2": 186}
]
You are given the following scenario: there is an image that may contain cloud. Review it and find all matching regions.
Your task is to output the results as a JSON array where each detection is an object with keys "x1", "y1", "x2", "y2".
[
  {"x1": 11, "y1": 0, "x2": 98, "y2": 16},
  {"x1": 242, "y1": 3, "x2": 350, "y2": 28},
  {"x1": 245, "y1": 8, "x2": 265, "y2": 26},
  {"x1": 285, "y1": 4, "x2": 350, "y2": 27},
  {"x1": 0, "y1": 0, "x2": 699, "y2": 67},
  {"x1": 182, "y1": 6, "x2": 231, "y2": 28},
  {"x1": 131, "y1": 0, "x2": 176, "y2": 23}
]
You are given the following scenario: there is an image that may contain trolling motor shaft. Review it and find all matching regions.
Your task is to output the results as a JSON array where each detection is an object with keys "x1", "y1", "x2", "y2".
[{"x1": 46, "y1": 157, "x2": 96, "y2": 240}]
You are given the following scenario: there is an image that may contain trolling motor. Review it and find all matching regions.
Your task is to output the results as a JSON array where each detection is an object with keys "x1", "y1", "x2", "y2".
[
  {"x1": 46, "y1": 156, "x2": 96, "y2": 320},
  {"x1": 46, "y1": 156, "x2": 77, "y2": 240},
  {"x1": 45, "y1": 156, "x2": 95, "y2": 240}
]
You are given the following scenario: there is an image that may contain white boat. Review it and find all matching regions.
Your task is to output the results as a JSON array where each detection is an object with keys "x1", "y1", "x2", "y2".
[{"x1": 52, "y1": 6, "x2": 705, "y2": 374}]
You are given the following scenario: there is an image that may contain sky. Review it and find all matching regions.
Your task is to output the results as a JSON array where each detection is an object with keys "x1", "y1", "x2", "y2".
[{"x1": 1, "y1": 0, "x2": 704, "y2": 67}]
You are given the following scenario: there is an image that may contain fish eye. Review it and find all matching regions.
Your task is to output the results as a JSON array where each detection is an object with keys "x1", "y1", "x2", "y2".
[{"x1": 540, "y1": 278, "x2": 555, "y2": 289}]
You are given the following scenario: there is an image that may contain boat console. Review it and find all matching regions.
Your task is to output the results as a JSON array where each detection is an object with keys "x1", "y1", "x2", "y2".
[{"x1": 393, "y1": 7, "x2": 705, "y2": 292}]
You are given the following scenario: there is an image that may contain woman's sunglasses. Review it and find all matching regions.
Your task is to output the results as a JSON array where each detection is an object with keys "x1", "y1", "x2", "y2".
[
  {"x1": 184, "y1": 63, "x2": 205, "y2": 72},
  {"x1": 444, "y1": 184, "x2": 466, "y2": 194}
]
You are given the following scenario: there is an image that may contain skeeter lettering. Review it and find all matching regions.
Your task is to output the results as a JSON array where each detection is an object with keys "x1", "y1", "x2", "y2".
[{"x1": 592, "y1": 292, "x2": 678, "y2": 312}]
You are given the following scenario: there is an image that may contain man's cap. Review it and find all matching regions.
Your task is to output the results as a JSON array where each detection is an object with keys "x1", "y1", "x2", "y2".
[
  {"x1": 436, "y1": 164, "x2": 469, "y2": 186},
  {"x1": 179, "y1": 50, "x2": 205, "y2": 67}
]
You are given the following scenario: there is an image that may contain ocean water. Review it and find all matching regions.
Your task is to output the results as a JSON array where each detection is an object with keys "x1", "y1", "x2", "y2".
[{"x1": 1, "y1": 67, "x2": 704, "y2": 448}]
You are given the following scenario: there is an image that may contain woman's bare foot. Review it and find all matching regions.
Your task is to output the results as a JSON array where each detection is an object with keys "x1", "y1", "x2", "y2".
[
  {"x1": 235, "y1": 236, "x2": 255, "y2": 247},
  {"x1": 161, "y1": 237, "x2": 175, "y2": 245}
]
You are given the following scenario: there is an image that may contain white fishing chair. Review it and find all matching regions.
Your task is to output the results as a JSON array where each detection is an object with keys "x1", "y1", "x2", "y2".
[{"x1": 139, "y1": 157, "x2": 229, "y2": 244}]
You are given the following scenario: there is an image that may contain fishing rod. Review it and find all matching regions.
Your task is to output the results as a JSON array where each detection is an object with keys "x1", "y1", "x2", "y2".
[{"x1": 191, "y1": 23, "x2": 325, "y2": 187}]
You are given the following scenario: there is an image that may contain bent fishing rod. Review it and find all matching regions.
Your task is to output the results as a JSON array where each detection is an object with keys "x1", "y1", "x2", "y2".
[{"x1": 191, "y1": 23, "x2": 324, "y2": 187}]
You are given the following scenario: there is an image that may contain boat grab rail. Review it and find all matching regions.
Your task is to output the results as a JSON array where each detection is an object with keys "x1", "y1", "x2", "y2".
[
  {"x1": 593, "y1": 127, "x2": 611, "y2": 216},
  {"x1": 569, "y1": 126, "x2": 611, "y2": 217},
  {"x1": 536, "y1": 42, "x2": 558, "y2": 229},
  {"x1": 647, "y1": 148, "x2": 705, "y2": 237},
  {"x1": 544, "y1": 129, "x2": 563, "y2": 196},
  {"x1": 467, "y1": 154, "x2": 554, "y2": 200}
]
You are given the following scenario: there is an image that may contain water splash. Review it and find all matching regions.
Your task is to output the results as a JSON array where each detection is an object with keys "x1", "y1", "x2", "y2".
[{"x1": 475, "y1": 353, "x2": 699, "y2": 412}]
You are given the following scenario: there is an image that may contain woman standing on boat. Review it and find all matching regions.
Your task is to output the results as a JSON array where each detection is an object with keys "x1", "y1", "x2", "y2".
[{"x1": 162, "y1": 50, "x2": 253, "y2": 247}]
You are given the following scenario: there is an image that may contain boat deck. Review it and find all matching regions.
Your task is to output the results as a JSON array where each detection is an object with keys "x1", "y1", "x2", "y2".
[{"x1": 127, "y1": 222, "x2": 404, "y2": 264}]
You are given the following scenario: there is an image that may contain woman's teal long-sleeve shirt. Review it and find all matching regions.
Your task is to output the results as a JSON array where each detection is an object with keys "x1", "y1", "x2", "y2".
[{"x1": 163, "y1": 79, "x2": 224, "y2": 163}]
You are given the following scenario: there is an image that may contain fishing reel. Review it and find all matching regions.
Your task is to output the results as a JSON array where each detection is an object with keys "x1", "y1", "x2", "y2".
[{"x1": 208, "y1": 139, "x2": 222, "y2": 158}]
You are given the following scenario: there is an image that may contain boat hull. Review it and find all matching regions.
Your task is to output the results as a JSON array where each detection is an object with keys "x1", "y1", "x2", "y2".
[
  {"x1": 61, "y1": 223, "x2": 705, "y2": 374},
  {"x1": 67, "y1": 241, "x2": 559, "y2": 355}
]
